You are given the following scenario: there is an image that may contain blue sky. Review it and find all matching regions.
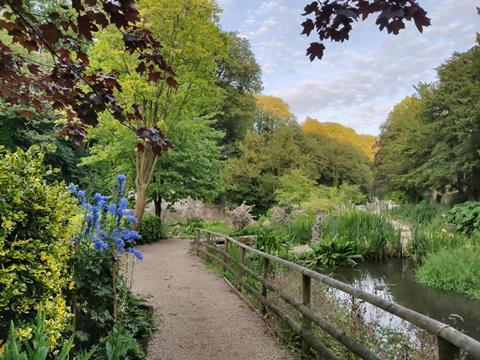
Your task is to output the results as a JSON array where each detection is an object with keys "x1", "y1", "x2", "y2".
[{"x1": 217, "y1": 0, "x2": 479, "y2": 135}]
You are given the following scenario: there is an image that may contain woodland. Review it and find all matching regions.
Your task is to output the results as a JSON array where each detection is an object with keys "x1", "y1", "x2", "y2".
[{"x1": 0, "y1": 0, "x2": 479, "y2": 359}]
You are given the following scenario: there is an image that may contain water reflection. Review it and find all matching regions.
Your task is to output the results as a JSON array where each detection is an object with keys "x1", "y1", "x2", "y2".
[{"x1": 333, "y1": 259, "x2": 480, "y2": 341}]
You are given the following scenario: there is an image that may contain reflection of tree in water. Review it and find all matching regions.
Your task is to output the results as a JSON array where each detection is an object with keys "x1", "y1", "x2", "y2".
[{"x1": 334, "y1": 260, "x2": 480, "y2": 341}]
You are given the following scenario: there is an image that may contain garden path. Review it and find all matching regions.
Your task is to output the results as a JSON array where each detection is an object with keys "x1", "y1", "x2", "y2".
[{"x1": 132, "y1": 238, "x2": 292, "y2": 360}]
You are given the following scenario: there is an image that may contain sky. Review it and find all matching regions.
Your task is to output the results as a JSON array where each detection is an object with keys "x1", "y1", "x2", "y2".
[{"x1": 217, "y1": 0, "x2": 479, "y2": 135}]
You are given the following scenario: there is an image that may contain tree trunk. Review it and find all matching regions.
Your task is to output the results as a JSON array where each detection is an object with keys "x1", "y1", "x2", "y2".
[
  {"x1": 154, "y1": 193, "x2": 162, "y2": 218},
  {"x1": 135, "y1": 183, "x2": 148, "y2": 225},
  {"x1": 135, "y1": 144, "x2": 159, "y2": 224}
]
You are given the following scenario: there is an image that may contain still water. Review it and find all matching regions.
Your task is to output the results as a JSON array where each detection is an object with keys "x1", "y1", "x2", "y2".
[{"x1": 333, "y1": 259, "x2": 480, "y2": 342}]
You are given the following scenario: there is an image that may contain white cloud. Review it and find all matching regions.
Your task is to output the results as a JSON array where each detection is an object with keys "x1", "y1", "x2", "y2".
[{"x1": 221, "y1": 0, "x2": 479, "y2": 134}]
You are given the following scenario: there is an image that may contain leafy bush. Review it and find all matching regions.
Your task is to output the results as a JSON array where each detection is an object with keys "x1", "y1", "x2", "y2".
[
  {"x1": 417, "y1": 246, "x2": 480, "y2": 300},
  {"x1": 96, "y1": 326, "x2": 144, "y2": 360},
  {"x1": 183, "y1": 217, "x2": 206, "y2": 235},
  {"x1": 253, "y1": 228, "x2": 289, "y2": 256},
  {"x1": 139, "y1": 215, "x2": 167, "y2": 244},
  {"x1": 0, "y1": 146, "x2": 78, "y2": 345},
  {"x1": 302, "y1": 237, "x2": 362, "y2": 269},
  {"x1": 320, "y1": 211, "x2": 401, "y2": 259},
  {"x1": 444, "y1": 201, "x2": 480, "y2": 234}
]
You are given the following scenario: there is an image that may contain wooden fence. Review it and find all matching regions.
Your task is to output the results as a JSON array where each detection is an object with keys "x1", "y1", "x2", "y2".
[{"x1": 194, "y1": 229, "x2": 480, "y2": 360}]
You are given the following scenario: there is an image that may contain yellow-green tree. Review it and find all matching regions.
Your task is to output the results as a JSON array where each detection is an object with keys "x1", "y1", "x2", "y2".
[
  {"x1": 302, "y1": 118, "x2": 376, "y2": 159},
  {"x1": 88, "y1": 0, "x2": 226, "y2": 222}
]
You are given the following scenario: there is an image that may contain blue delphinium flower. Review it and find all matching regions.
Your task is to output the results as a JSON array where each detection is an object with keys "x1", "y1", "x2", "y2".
[
  {"x1": 92, "y1": 236, "x2": 109, "y2": 251},
  {"x1": 69, "y1": 183, "x2": 77, "y2": 194},
  {"x1": 127, "y1": 248, "x2": 144, "y2": 260},
  {"x1": 126, "y1": 216, "x2": 138, "y2": 224},
  {"x1": 71, "y1": 174, "x2": 143, "y2": 260},
  {"x1": 77, "y1": 190, "x2": 86, "y2": 204},
  {"x1": 117, "y1": 174, "x2": 126, "y2": 197},
  {"x1": 107, "y1": 203, "x2": 117, "y2": 215},
  {"x1": 123, "y1": 229, "x2": 141, "y2": 241}
]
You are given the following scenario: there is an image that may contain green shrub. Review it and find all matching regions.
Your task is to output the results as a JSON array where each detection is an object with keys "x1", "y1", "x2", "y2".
[
  {"x1": 302, "y1": 236, "x2": 362, "y2": 269},
  {"x1": 138, "y1": 215, "x2": 167, "y2": 244},
  {"x1": 183, "y1": 217, "x2": 206, "y2": 235},
  {"x1": 0, "y1": 146, "x2": 78, "y2": 345},
  {"x1": 444, "y1": 201, "x2": 480, "y2": 234},
  {"x1": 253, "y1": 228, "x2": 289, "y2": 256},
  {"x1": 417, "y1": 246, "x2": 480, "y2": 300},
  {"x1": 320, "y1": 211, "x2": 401, "y2": 259}
]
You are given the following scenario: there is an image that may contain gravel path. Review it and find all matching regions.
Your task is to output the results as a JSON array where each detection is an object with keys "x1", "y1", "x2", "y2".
[{"x1": 132, "y1": 238, "x2": 293, "y2": 360}]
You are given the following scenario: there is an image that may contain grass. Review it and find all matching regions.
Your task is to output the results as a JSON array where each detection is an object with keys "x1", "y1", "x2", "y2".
[
  {"x1": 320, "y1": 210, "x2": 402, "y2": 260},
  {"x1": 410, "y1": 224, "x2": 472, "y2": 261},
  {"x1": 388, "y1": 201, "x2": 446, "y2": 226},
  {"x1": 416, "y1": 245, "x2": 480, "y2": 300},
  {"x1": 278, "y1": 213, "x2": 316, "y2": 245}
]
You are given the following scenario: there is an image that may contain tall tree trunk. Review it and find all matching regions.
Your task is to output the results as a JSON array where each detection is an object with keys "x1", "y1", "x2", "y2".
[
  {"x1": 154, "y1": 193, "x2": 162, "y2": 218},
  {"x1": 135, "y1": 144, "x2": 158, "y2": 224}
]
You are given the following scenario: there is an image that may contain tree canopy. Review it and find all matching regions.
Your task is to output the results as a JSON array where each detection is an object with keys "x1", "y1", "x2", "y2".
[{"x1": 373, "y1": 40, "x2": 480, "y2": 201}]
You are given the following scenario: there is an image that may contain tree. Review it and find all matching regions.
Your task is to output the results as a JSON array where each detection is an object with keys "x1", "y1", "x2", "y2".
[
  {"x1": 215, "y1": 32, "x2": 262, "y2": 148},
  {"x1": 373, "y1": 40, "x2": 480, "y2": 201},
  {"x1": 302, "y1": 117, "x2": 376, "y2": 159},
  {"x1": 0, "y1": 0, "x2": 175, "y2": 147},
  {"x1": 149, "y1": 117, "x2": 224, "y2": 218},
  {"x1": 87, "y1": 0, "x2": 226, "y2": 222},
  {"x1": 373, "y1": 94, "x2": 428, "y2": 199},
  {"x1": 253, "y1": 95, "x2": 295, "y2": 134},
  {"x1": 300, "y1": 0, "x2": 430, "y2": 60},
  {"x1": 304, "y1": 132, "x2": 372, "y2": 189},
  {"x1": 0, "y1": 100, "x2": 86, "y2": 183},
  {"x1": 222, "y1": 126, "x2": 312, "y2": 213}
]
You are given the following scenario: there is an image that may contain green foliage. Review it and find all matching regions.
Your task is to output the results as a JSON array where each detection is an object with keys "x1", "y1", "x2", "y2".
[
  {"x1": 302, "y1": 237, "x2": 362, "y2": 269},
  {"x1": 320, "y1": 211, "x2": 402, "y2": 260},
  {"x1": 417, "y1": 246, "x2": 480, "y2": 300},
  {"x1": 444, "y1": 201, "x2": 480, "y2": 234},
  {"x1": 374, "y1": 40, "x2": 480, "y2": 201},
  {"x1": 279, "y1": 214, "x2": 315, "y2": 245},
  {"x1": 138, "y1": 215, "x2": 167, "y2": 245},
  {"x1": 0, "y1": 313, "x2": 96, "y2": 360},
  {"x1": 252, "y1": 228, "x2": 289, "y2": 256},
  {"x1": 96, "y1": 326, "x2": 144, "y2": 360},
  {"x1": 275, "y1": 169, "x2": 316, "y2": 207},
  {"x1": 410, "y1": 225, "x2": 471, "y2": 261},
  {"x1": 0, "y1": 146, "x2": 77, "y2": 344},
  {"x1": 389, "y1": 201, "x2": 444, "y2": 226}
]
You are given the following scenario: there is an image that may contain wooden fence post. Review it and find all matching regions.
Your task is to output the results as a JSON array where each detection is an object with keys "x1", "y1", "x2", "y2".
[
  {"x1": 237, "y1": 246, "x2": 246, "y2": 291},
  {"x1": 261, "y1": 257, "x2": 270, "y2": 315},
  {"x1": 195, "y1": 229, "x2": 200, "y2": 255},
  {"x1": 223, "y1": 237, "x2": 229, "y2": 273},
  {"x1": 438, "y1": 337, "x2": 461, "y2": 360},
  {"x1": 302, "y1": 273, "x2": 312, "y2": 354}
]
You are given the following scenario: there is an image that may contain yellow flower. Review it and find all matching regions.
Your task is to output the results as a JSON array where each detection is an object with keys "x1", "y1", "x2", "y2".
[{"x1": 17, "y1": 326, "x2": 33, "y2": 340}]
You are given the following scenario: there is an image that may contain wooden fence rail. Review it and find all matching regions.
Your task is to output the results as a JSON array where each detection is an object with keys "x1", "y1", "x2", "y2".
[{"x1": 194, "y1": 229, "x2": 480, "y2": 360}]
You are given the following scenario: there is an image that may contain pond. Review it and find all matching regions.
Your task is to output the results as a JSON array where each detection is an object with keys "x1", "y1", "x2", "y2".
[{"x1": 332, "y1": 259, "x2": 480, "y2": 343}]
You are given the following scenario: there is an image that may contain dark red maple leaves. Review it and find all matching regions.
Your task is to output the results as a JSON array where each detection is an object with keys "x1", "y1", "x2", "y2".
[
  {"x1": 301, "y1": 0, "x2": 431, "y2": 61},
  {"x1": 0, "y1": 0, "x2": 176, "y2": 153}
]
